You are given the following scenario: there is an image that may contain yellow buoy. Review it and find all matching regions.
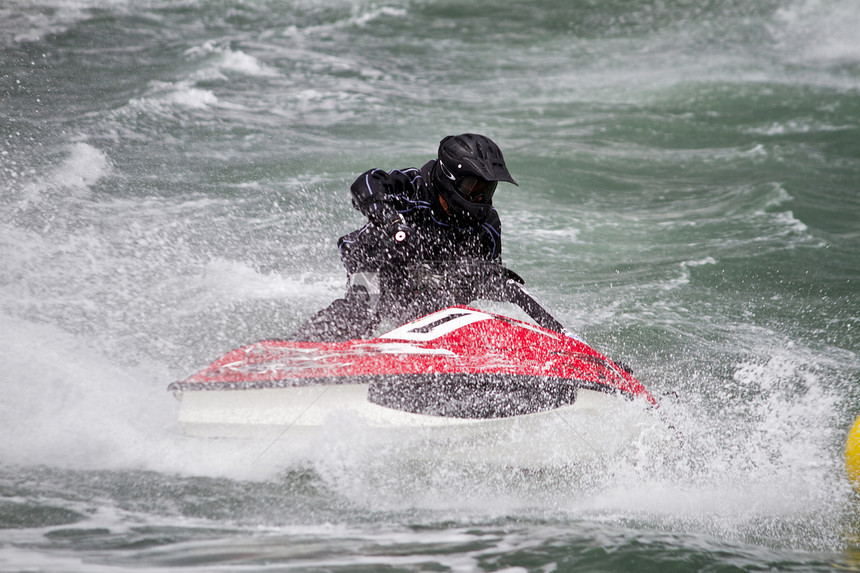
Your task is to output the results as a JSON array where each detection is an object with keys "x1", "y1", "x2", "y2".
[{"x1": 847, "y1": 414, "x2": 860, "y2": 491}]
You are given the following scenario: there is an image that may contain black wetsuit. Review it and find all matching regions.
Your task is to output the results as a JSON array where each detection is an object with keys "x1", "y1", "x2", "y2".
[{"x1": 290, "y1": 160, "x2": 502, "y2": 341}]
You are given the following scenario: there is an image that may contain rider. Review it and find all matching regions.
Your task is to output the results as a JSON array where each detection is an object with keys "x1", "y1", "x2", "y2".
[{"x1": 289, "y1": 133, "x2": 518, "y2": 341}]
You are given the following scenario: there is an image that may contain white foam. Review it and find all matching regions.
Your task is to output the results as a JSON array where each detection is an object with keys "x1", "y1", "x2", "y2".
[
  {"x1": 0, "y1": 0, "x2": 99, "y2": 46},
  {"x1": 165, "y1": 85, "x2": 219, "y2": 109},
  {"x1": 185, "y1": 40, "x2": 279, "y2": 78},
  {"x1": 567, "y1": 343, "x2": 849, "y2": 549},
  {"x1": 774, "y1": 0, "x2": 860, "y2": 66},
  {"x1": 0, "y1": 314, "x2": 173, "y2": 470},
  {"x1": 21, "y1": 142, "x2": 110, "y2": 203},
  {"x1": 191, "y1": 258, "x2": 341, "y2": 307},
  {"x1": 124, "y1": 80, "x2": 220, "y2": 117},
  {"x1": 531, "y1": 228, "x2": 583, "y2": 243},
  {"x1": 220, "y1": 48, "x2": 279, "y2": 77},
  {"x1": 54, "y1": 142, "x2": 110, "y2": 188},
  {"x1": 353, "y1": 6, "x2": 408, "y2": 28},
  {"x1": 662, "y1": 256, "x2": 717, "y2": 290},
  {"x1": 772, "y1": 210, "x2": 809, "y2": 234},
  {"x1": 0, "y1": 311, "x2": 324, "y2": 481},
  {"x1": 762, "y1": 184, "x2": 794, "y2": 209}
]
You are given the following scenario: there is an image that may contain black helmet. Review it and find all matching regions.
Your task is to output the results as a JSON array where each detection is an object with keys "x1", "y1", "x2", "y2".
[{"x1": 432, "y1": 133, "x2": 517, "y2": 222}]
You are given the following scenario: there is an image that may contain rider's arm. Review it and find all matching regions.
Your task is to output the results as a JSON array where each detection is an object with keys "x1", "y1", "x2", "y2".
[
  {"x1": 478, "y1": 208, "x2": 503, "y2": 262},
  {"x1": 345, "y1": 169, "x2": 420, "y2": 266},
  {"x1": 349, "y1": 168, "x2": 418, "y2": 226}
]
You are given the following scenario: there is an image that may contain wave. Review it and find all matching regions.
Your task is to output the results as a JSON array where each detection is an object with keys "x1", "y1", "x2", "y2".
[
  {"x1": 184, "y1": 40, "x2": 279, "y2": 78},
  {"x1": 19, "y1": 142, "x2": 110, "y2": 203}
]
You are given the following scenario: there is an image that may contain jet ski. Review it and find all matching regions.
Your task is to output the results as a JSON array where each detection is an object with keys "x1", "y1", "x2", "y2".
[{"x1": 169, "y1": 263, "x2": 672, "y2": 469}]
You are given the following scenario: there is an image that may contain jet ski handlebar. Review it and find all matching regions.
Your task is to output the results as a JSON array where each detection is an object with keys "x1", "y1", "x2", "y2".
[{"x1": 403, "y1": 260, "x2": 567, "y2": 334}]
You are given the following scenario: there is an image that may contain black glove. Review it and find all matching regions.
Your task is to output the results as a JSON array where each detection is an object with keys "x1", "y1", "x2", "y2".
[
  {"x1": 367, "y1": 205, "x2": 420, "y2": 261},
  {"x1": 388, "y1": 219, "x2": 420, "y2": 261}
]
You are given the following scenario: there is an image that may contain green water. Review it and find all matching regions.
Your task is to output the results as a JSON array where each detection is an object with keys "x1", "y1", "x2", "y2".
[{"x1": 1, "y1": 0, "x2": 859, "y2": 570}]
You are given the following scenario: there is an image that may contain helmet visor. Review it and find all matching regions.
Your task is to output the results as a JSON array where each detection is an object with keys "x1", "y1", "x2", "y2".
[{"x1": 455, "y1": 175, "x2": 497, "y2": 204}]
